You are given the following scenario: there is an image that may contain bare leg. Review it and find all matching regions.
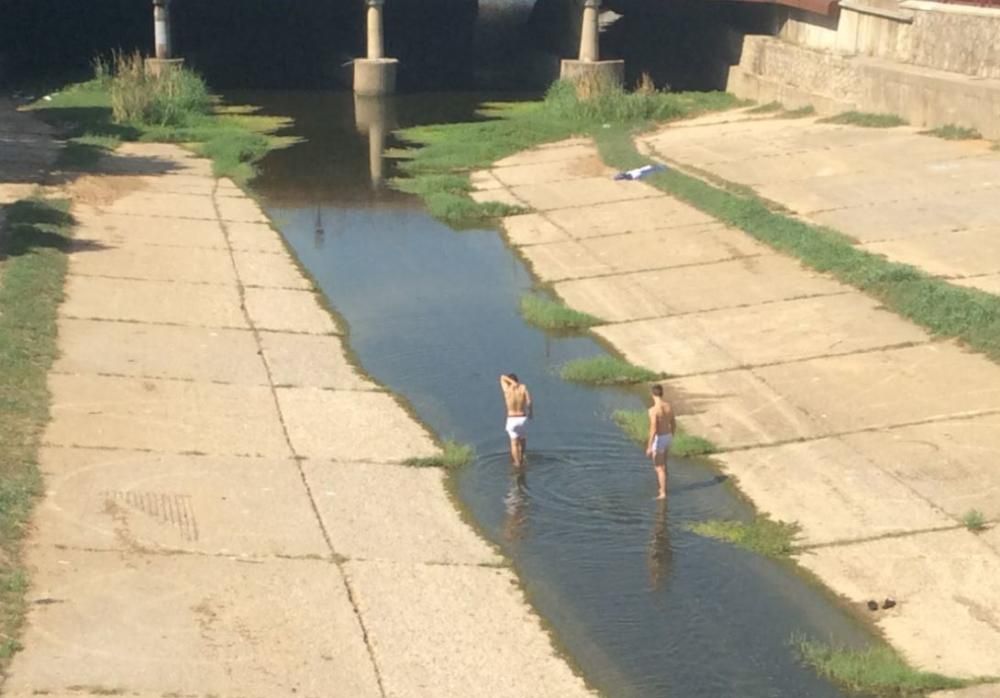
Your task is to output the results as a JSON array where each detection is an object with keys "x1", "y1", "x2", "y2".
[
  {"x1": 654, "y1": 451, "x2": 668, "y2": 500},
  {"x1": 518, "y1": 436, "x2": 527, "y2": 466},
  {"x1": 509, "y1": 438, "x2": 519, "y2": 466}
]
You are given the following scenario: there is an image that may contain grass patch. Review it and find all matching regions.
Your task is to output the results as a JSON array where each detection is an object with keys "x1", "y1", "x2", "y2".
[
  {"x1": 519, "y1": 294, "x2": 603, "y2": 331},
  {"x1": 820, "y1": 111, "x2": 907, "y2": 128},
  {"x1": 782, "y1": 105, "x2": 816, "y2": 118},
  {"x1": 961, "y1": 509, "x2": 987, "y2": 532},
  {"x1": 404, "y1": 440, "x2": 474, "y2": 468},
  {"x1": 611, "y1": 409, "x2": 717, "y2": 457},
  {"x1": 747, "y1": 101, "x2": 783, "y2": 114},
  {"x1": 688, "y1": 517, "x2": 800, "y2": 558},
  {"x1": 922, "y1": 124, "x2": 982, "y2": 141},
  {"x1": 795, "y1": 636, "x2": 970, "y2": 695},
  {"x1": 560, "y1": 356, "x2": 664, "y2": 385},
  {"x1": 392, "y1": 80, "x2": 740, "y2": 226},
  {"x1": 0, "y1": 196, "x2": 73, "y2": 670},
  {"x1": 29, "y1": 58, "x2": 295, "y2": 184},
  {"x1": 594, "y1": 126, "x2": 1000, "y2": 362}
]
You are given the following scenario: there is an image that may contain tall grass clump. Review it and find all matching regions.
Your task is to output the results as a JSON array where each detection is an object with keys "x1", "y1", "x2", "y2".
[
  {"x1": 560, "y1": 355, "x2": 664, "y2": 385},
  {"x1": 0, "y1": 197, "x2": 73, "y2": 668},
  {"x1": 611, "y1": 409, "x2": 717, "y2": 457},
  {"x1": 962, "y1": 509, "x2": 987, "y2": 532},
  {"x1": 688, "y1": 517, "x2": 801, "y2": 558},
  {"x1": 519, "y1": 294, "x2": 603, "y2": 331},
  {"x1": 404, "y1": 440, "x2": 474, "y2": 469},
  {"x1": 109, "y1": 51, "x2": 210, "y2": 127},
  {"x1": 795, "y1": 637, "x2": 970, "y2": 695}
]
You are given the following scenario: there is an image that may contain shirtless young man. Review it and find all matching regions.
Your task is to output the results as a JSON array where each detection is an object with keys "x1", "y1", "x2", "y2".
[
  {"x1": 646, "y1": 384, "x2": 676, "y2": 500},
  {"x1": 500, "y1": 373, "x2": 532, "y2": 467}
]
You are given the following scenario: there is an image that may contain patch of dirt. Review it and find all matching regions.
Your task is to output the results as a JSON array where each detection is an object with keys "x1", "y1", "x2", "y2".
[
  {"x1": 69, "y1": 175, "x2": 147, "y2": 208},
  {"x1": 567, "y1": 154, "x2": 609, "y2": 178}
]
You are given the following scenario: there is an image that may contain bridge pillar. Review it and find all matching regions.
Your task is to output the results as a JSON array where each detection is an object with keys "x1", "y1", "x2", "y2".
[
  {"x1": 354, "y1": 0, "x2": 399, "y2": 96},
  {"x1": 560, "y1": 0, "x2": 624, "y2": 87},
  {"x1": 145, "y1": 0, "x2": 184, "y2": 76}
]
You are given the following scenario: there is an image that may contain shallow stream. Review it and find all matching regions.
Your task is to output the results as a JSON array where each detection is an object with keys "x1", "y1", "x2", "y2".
[{"x1": 244, "y1": 90, "x2": 874, "y2": 698}]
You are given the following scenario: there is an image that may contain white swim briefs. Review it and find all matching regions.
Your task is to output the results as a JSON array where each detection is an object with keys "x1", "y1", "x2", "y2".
[
  {"x1": 505, "y1": 416, "x2": 528, "y2": 439},
  {"x1": 651, "y1": 433, "x2": 673, "y2": 454}
]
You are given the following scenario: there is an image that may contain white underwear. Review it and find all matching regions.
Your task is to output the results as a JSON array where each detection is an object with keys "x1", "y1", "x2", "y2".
[
  {"x1": 505, "y1": 416, "x2": 528, "y2": 439},
  {"x1": 652, "y1": 433, "x2": 673, "y2": 454}
]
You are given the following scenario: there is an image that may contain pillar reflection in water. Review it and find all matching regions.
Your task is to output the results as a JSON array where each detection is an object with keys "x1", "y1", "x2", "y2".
[{"x1": 353, "y1": 94, "x2": 398, "y2": 188}]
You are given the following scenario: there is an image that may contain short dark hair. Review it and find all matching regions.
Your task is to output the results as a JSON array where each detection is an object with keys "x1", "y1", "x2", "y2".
[
  {"x1": 651, "y1": 384, "x2": 663, "y2": 397},
  {"x1": 507, "y1": 373, "x2": 519, "y2": 383}
]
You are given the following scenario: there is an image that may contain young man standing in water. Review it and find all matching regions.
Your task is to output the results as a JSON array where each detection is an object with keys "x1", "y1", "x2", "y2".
[
  {"x1": 500, "y1": 373, "x2": 532, "y2": 467},
  {"x1": 646, "y1": 384, "x2": 676, "y2": 500}
]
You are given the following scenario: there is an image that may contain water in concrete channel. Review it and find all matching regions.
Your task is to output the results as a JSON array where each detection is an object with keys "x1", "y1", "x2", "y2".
[{"x1": 243, "y1": 90, "x2": 874, "y2": 698}]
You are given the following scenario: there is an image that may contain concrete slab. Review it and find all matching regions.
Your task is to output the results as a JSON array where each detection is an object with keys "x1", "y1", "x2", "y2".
[
  {"x1": 33, "y1": 447, "x2": 328, "y2": 557},
  {"x1": 72, "y1": 210, "x2": 227, "y2": 249},
  {"x1": 755, "y1": 343, "x2": 1000, "y2": 434},
  {"x1": 930, "y1": 687, "x2": 1000, "y2": 698},
  {"x1": 68, "y1": 241, "x2": 236, "y2": 285},
  {"x1": 952, "y1": 274, "x2": 1000, "y2": 296},
  {"x1": 841, "y1": 414, "x2": 1000, "y2": 520},
  {"x1": 44, "y1": 374, "x2": 291, "y2": 458},
  {"x1": 259, "y1": 331, "x2": 376, "y2": 390},
  {"x1": 59, "y1": 276, "x2": 247, "y2": 329},
  {"x1": 585, "y1": 221, "x2": 766, "y2": 269},
  {"x1": 232, "y1": 249, "x2": 311, "y2": 289},
  {"x1": 545, "y1": 194, "x2": 716, "y2": 239},
  {"x1": 508, "y1": 176, "x2": 661, "y2": 212},
  {"x1": 470, "y1": 187, "x2": 524, "y2": 208},
  {"x1": 798, "y1": 529, "x2": 1000, "y2": 678},
  {"x1": 554, "y1": 254, "x2": 849, "y2": 321},
  {"x1": 666, "y1": 369, "x2": 824, "y2": 449},
  {"x1": 345, "y1": 560, "x2": 594, "y2": 698},
  {"x1": 135, "y1": 173, "x2": 217, "y2": 196},
  {"x1": 810, "y1": 201, "x2": 969, "y2": 243},
  {"x1": 862, "y1": 228, "x2": 1000, "y2": 278},
  {"x1": 598, "y1": 293, "x2": 929, "y2": 375},
  {"x1": 53, "y1": 318, "x2": 268, "y2": 385},
  {"x1": 519, "y1": 239, "x2": 606, "y2": 281},
  {"x1": 491, "y1": 156, "x2": 606, "y2": 187},
  {"x1": 5, "y1": 551, "x2": 380, "y2": 698},
  {"x1": 243, "y1": 287, "x2": 340, "y2": 335},
  {"x1": 215, "y1": 194, "x2": 269, "y2": 223},
  {"x1": 494, "y1": 142, "x2": 597, "y2": 168},
  {"x1": 502, "y1": 213, "x2": 571, "y2": 246},
  {"x1": 470, "y1": 169, "x2": 504, "y2": 191},
  {"x1": 304, "y1": 461, "x2": 501, "y2": 565},
  {"x1": 226, "y1": 221, "x2": 289, "y2": 254},
  {"x1": 718, "y1": 438, "x2": 954, "y2": 546},
  {"x1": 276, "y1": 387, "x2": 437, "y2": 462},
  {"x1": 105, "y1": 191, "x2": 217, "y2": 220}
]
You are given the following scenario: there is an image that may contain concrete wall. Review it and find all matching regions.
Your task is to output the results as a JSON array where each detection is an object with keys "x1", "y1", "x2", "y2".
[
  {"x1": 728, "y1": 36, "x2": 1000, "y2": 138},
  {"x1": 776, "y1": 0, "x2": 1000, "y2": 78}
]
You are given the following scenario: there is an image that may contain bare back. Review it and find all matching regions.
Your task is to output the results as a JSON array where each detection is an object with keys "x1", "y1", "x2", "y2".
[
  {"x1": 504, "y1": 384, "x2": 530, "y2": 416},
  {"x1": 648, "y1": 400, "x2": 675, "y2": 436}
]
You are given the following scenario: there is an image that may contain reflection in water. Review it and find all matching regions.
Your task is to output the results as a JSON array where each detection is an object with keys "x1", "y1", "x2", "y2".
[
  {"x1": 353, "y1": 94, "x2": 396, "y2": 187},
  {"x1": 313, "y1": 206, "x2": 325, "y2": 249},
  {"x1": 503, "y1": 467, "x2": 529, "y2": 544},
  {"x1": 647, "y1": 500, "x2": 672, "y2": 592}
]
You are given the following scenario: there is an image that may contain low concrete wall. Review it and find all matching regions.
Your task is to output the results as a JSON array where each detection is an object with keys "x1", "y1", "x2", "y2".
[
  {"x1": 776, "y1": 0, "x2": 1000, "y2": 79},
  {"x1": 728, "y1": 36, "x2": 1000, "y2": 138}
]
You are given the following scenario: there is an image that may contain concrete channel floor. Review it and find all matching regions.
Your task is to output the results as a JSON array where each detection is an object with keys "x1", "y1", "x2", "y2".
[
  {"x1": 472, "y1": 131, "x2": 1000, "y2": 683},
  {"x1": 2, "y1": 137, "x2": 593, "y2": 697}
]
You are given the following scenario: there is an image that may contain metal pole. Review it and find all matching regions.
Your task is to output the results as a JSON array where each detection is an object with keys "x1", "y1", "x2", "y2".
[{"x1": 153, "y1": 0, "x2": 172, "y2": 60}]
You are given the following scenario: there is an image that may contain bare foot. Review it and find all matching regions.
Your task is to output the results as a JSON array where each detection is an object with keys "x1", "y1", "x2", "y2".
[{"x1": 655, "y1": 493, "x2": 666, "y2": 500}]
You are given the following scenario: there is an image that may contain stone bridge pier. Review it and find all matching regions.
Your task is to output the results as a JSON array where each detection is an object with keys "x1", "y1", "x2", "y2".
[
  {"x1": 354, "y1": 0, "x2": 399, "y2": 95},
  {"x1": 559, "y1": 0, "x2": 625, "y2": 86}
]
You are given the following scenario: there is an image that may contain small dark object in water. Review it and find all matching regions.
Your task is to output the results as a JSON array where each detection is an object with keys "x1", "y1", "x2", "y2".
[
  {"x1": 867, "y1": 600, "x2": 879, "y2": 611},
  {"x1": 882, "y1": 597, "x2": 896, "y2": 609}
]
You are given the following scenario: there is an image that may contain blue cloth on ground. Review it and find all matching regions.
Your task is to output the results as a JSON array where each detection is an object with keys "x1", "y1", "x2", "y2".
[{"x1": 613, "y1": 164, "x2": 667, "y2": 181}]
